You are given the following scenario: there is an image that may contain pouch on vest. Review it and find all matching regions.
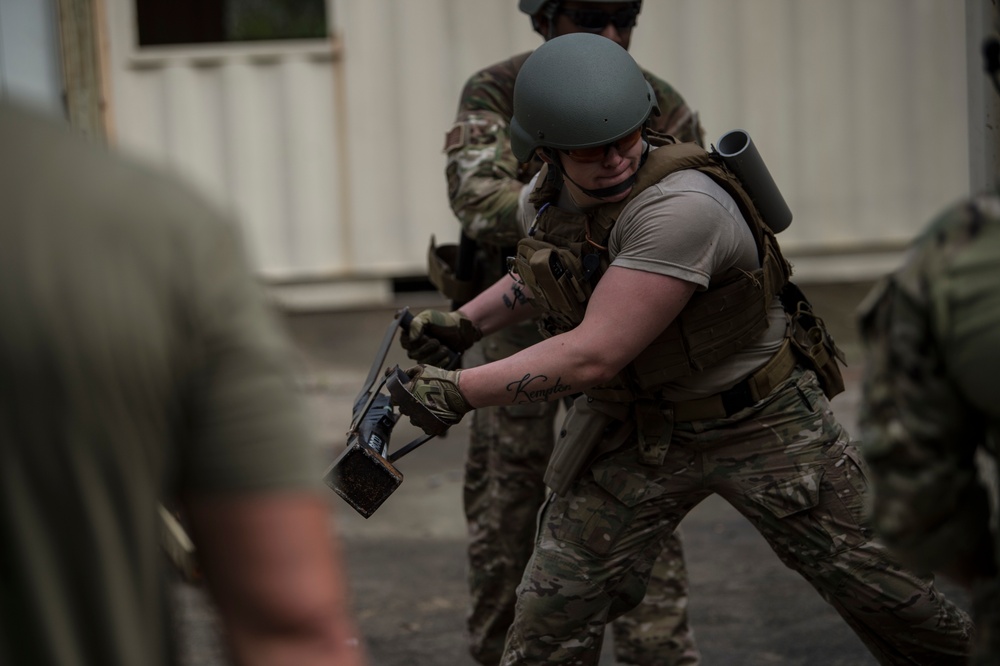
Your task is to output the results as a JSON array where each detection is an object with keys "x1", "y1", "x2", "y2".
[
  {"x1": 545, "y1": 396, "x2": 631, "y2": 496},
  {"x1": 514, "y1": 238, "x2": 592, "y2": 329},
  {"x1": 780, "y1": 282, "x2": 847, "y2": 399},
  {"x1": 634, "y1": 400, "x2": 674, "y2": 466},
  {"x1": 427, "y1": 235, "x2": 480, "y2": 305}
]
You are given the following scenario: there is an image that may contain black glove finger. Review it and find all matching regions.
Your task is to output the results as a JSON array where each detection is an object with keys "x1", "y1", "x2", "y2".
[
  {"x1": 423, "y1": 323, "x2": 460, "y2": 351},
  {"x1": 408, "y1": 338, "x2": 454, "y2": 366},
  {"x1": 400, "y1": 333, "x2": 434, "y2": 358},
  {"x1": 399, "y1": 330, "x2": 420, "y2": 351},
  {"x1": 424, "y1": 347, "x2": 455, "y2": 367}
]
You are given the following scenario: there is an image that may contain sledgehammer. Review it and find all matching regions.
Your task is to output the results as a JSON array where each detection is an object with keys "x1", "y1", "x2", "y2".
[{"x1": 322, "y1": 309, "x2": 453, "y2": 518}]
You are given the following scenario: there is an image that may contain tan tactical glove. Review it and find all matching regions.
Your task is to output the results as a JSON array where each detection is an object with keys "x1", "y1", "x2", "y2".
[
  {"x1": 400, "y1": 309, "x2": 483, "y2": 367},
  {"x1": 397, "y1": 364, "x2": 472, "y2": 429}
]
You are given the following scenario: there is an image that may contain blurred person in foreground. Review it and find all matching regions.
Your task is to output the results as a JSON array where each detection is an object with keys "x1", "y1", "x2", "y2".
[
  {"x1": 434, "y1": 1, "x2": 702, "y2": 663},
  {"x1": 0, "y1": 99, "x2": 367, "y2": 666},
  {"x1": 397, "y1": 33, "x2": 974, "y2": 664},
  {"x1": 858, "y1": 34, "x2": 1000, "y2": 666}
]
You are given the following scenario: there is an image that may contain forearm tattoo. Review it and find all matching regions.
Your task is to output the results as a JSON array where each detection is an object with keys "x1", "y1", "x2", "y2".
[
  {"x1": 506, "y1": 373, "x2": 572, "y2": 403},
  {"x1": 502, "y1": 282, "x2": 528, "y2": 310}
]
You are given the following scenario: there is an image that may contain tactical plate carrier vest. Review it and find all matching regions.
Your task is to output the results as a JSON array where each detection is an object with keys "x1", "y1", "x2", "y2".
[{"x1": 512, "y1": 135, "x2": 793, "y2": 403}]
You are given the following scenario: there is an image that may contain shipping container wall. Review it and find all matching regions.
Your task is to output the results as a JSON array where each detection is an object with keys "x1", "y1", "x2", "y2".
[
  {"x1": 100, "y1": 0, "x2": 969, "y2": 307},
  {"x1": 630, "y1": 0, "x2": 969, "y2": 280}
]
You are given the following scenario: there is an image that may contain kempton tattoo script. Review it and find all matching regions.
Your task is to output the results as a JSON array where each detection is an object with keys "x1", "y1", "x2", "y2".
[{"x1": 506, "y1": 373, "x2": 571, "y2": 403}]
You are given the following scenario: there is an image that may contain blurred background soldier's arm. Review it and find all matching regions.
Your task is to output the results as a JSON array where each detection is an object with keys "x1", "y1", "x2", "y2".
[{"x1": 444, "y1": 55, "x2": 536, "y2": 252}]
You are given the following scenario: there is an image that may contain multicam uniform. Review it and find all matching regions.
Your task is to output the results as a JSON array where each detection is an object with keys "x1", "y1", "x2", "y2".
[
  {"x1": 443, "y1": 51, "x2": 704, "y2": 665},
  {"x1": 496, "y1": 141, "x2": 974, "y2": 665},
  {"x1": 859, "y1": 192, "x2": 1000, "y2": 665}
]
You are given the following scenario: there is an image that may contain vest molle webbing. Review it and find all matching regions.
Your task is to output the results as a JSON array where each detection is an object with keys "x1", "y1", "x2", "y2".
[{"x1": 512, "y1": 135, "x2": 793, "y2": 402}]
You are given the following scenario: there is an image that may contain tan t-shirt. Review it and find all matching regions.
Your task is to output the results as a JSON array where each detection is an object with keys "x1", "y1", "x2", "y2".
[{"x1": 520, "y1": 162, "x2": 786, "y2": 400}]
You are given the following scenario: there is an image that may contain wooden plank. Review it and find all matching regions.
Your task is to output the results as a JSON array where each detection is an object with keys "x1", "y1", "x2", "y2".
[{"x1": 55, "y1": 0, "x2": 108, "y2": 141}]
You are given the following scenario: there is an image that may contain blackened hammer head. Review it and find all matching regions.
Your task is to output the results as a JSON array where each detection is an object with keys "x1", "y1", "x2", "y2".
[{"x1": 324, "y1": 436, "x2": 403, "y2": 518}]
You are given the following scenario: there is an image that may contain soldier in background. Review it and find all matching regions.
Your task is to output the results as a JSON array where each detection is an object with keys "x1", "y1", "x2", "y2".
[
  {"x1": 431, "y1": 2, "x2": 704, "y2": 664},
  {"x1": 858, "y1": 38, "x2": 1000, "y2": 663},
  {"x1": 858, "y1": 191, "x2": 1000, "y2": 665}
]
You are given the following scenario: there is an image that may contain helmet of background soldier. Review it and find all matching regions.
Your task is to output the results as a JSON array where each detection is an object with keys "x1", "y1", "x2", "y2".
[
  {"x1": 518, "y1": 0, "x2": 642, "y2": 15},
  {"x1": 519, "y1": 0, "x2": 643, "y2": 37},
  {"x1": 509, "y1": 32, "x2": 658, "y2": 163}
]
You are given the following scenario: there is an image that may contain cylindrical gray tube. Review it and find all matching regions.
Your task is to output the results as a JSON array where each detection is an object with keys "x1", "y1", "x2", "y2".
[{"x1": 715, "y1": 129, "x2": 792, "y2": 233}]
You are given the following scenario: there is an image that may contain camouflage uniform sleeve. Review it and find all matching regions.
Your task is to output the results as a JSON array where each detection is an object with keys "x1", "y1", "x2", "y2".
[
  {"x1": 444, "y1": 54, "x2": 536, "y2": 248},
  {"x1": 858, "y1": 195, "x2": 1000, "y2": 574},
  {"x1": 641, "y1": 68, "x2": 706, "y2": 148}
]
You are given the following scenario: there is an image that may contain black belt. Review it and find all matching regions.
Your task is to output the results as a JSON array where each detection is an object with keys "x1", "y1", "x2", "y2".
[{"x1": 672, "y1": 340, "x2": 797, "y2": 422}]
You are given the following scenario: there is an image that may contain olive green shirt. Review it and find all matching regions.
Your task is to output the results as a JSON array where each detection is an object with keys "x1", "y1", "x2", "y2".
[{"x1": 0, "y1": 101, "x2": 320, "y2": 666}]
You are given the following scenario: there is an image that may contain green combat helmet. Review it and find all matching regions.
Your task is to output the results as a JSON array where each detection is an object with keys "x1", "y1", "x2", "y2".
[{"x1": 510, "y1": 32, "x2": 658, "y2": 164}]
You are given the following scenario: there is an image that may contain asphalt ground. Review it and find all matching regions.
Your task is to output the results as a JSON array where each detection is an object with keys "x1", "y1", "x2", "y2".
[{"x1": 172, "y1": 281, "x2": 972, "y2": 665}]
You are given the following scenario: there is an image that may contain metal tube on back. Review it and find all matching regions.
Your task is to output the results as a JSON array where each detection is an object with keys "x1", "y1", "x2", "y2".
[{"x1": 715, "y1": 129, "x2": 792, "y2": 233}]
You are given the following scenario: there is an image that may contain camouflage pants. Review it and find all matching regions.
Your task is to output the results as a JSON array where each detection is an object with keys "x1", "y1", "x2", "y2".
[
  {"x1": 464, "y1": 330, "x2": 698, "y2": 666},
  {"x1": 972, "y1": 577, "x2": 1000, "y2": 666},
  {"x1": 500, "y1": 368, "x2": 974, "y2": 666}
]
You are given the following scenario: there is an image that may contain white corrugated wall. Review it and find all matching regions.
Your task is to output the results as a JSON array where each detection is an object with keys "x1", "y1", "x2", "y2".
[
  {"x1": 631, "y1": 0, "x2": 969, "y2": 279},
  {"x1": 99, "y1": 0, "x2": 970, "y2": 307}
]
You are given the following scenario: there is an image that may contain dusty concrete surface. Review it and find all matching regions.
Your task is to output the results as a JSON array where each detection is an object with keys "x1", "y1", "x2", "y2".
[{"x1": 173, "y1": 281, "x2": 971, "y2": 666}]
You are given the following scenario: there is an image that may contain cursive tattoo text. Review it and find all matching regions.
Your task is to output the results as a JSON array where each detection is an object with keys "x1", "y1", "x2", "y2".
[{"x1": 506, "y1": 373, "x2": 571, "y2": 403}]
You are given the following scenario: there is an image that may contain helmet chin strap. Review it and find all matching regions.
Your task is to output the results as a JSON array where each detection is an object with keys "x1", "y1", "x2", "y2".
[
  {"x1": 554, "y1": 141, "x2": 650, "y2": 201},
  {"x1": 541, "y1": 1, "x2": 560, "y2": 40}
]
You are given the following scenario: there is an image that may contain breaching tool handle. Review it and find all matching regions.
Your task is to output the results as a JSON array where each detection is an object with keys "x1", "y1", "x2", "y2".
[{"x1": 385, "y1": 365, "x2": 451, "y2": 437}]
